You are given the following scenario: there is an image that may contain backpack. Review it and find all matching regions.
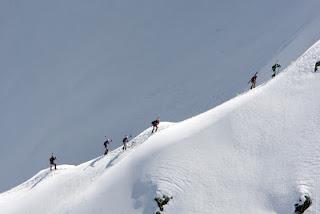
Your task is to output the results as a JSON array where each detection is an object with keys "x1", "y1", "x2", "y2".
[
  {"x1": 50, "y1": 157, "x2": 55, "y2": 163},
  {"x1": 152, "y1": 120, "x2": 159, "y2": 126},
  {"x1": 251, "y1": 75, "x2": 257, "y2": 82}
]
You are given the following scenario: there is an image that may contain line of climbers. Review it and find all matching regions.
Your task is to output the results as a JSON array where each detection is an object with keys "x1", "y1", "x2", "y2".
[
  {"x1": 248, "y1": 62, "x2": 281, "y2": 89},
  {"x1": 248, "y1": 61, "x2": 319, "y2": 90},
  {"x1": 49, "y1": 117, "x2": 161, "y2": 170},
  {"x1": 49, "y1": 60, "x2": 320, "y2": 170}
]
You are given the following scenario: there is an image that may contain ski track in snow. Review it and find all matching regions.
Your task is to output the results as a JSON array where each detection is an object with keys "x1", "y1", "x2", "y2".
[{"x1": 3, "y1": 1, "x2": 320, "y2": 194}]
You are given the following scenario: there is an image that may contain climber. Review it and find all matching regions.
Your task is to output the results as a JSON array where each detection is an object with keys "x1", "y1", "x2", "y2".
[
  {"x1": 151, "y1": 117, "x2": 160, "y2": 133},
  {"x1": 122, "y1": 135, "x2": 131, "y2": 150},
  {"x1": 272, "y1": 63, "x2": 281, "y2": 78},
  {"x1": 49, "y1": 153, "x2": 57, "y2": 171},
  {"x1": 103, "y1": 137, "x2": 112, "y2": 155},
  {"x1": 249, "y1": 72, "x2": 258, "y2": 89}
]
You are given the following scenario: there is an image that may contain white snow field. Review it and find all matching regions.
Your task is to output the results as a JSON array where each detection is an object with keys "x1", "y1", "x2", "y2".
[
  {"x1": 1, "y1": 0, "x2": 320, "y2": 192},
  {"x1": 1, "y1": 37, "x2": 320, "y2": 214}
]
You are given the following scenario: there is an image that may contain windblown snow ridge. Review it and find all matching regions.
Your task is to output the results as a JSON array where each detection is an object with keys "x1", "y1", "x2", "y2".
[{"x1": 1, "y1": 41, "x2": 320, "y2": 213}]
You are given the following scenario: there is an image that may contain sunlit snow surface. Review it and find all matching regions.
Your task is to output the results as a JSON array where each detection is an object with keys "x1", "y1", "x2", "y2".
[
  {"x1": 1, "y1": 0, "x2": 320, "y2": 192},
  {"x1": 1, "y1": 39, "x2": 320, "y2": 213}
]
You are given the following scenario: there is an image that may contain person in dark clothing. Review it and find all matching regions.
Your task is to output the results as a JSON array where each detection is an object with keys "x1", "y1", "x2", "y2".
[
  {"x1": 122, "y1": 135, "x2": 131, "y2": 150},
  {"x1": 271, "y1": 63, "x2": 281, "y2": 78},
  {"x1": 151, "y1": 117, "x2": 160, "y2": 133},
  {"x1": 314, "y1": 61, "x2": 320, "y2": 72},
  {"x1": 49, "y1": 153, "x2": 57, "y2": 171},
  {"x1": 103, "y1": 137, "x2": 112, "y2": 155},
  {"x1": 249, "y1": 72, "x2": 258, "y2": 89}
]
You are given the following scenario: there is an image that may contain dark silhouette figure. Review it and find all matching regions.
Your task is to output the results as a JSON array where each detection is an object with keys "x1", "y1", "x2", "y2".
[
  {"x1": 103, "y1": 137, "x2": 112, "y2": 155},
  {"x1": 249, "y1": 72, "x2": 258, "y2": 89},
  {"x1": 151, "y1": 117, "x2": 160, "y2": 133},
  {"x1": 49, "y1": 154, "x2": 57, "y2": 171},
  {"x1": 271, "y1": 63, "x2": 281, "y2": 78},
  {"x1": 122, "y1": 135, "x2": 131, "y2": 150}
]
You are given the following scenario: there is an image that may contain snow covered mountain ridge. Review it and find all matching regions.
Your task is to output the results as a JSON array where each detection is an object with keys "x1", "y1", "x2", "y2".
[
  {"x1": 2, "y1": 0, "x2": 320, "y2": 192},
  {"x1": 1, "y1": 36, "x2": 320, "y2": 214}
]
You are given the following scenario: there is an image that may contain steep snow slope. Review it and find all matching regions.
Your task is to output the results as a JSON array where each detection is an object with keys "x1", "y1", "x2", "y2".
[
  {"x1": 1, "y1": 0, "x2": 320, "y2": 191},
  {"x1": 1, "y1": 38, "x2": 320, "y2": 214}
]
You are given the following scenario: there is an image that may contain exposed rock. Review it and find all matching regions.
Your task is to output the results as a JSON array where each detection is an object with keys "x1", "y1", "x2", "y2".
[
  {"x1": 295, "y1": 194, "x2": 312, "y2": 214},
  {"x1": 154, "y1": 195, "x2": 173, "y2": 212}
]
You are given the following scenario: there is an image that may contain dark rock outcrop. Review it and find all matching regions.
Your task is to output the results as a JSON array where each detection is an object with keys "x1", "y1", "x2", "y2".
[
  {"x1": 154, "y1": 195, "x2": 173, "y2": 213},
  {"x1": 295, "y1": 194, "x2": 312, "y2": 214}
]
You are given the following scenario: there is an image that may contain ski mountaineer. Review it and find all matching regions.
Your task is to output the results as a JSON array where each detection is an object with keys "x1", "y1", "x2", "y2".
[
  {"x1": 103, "y1": 137, "x2": 112, "y2": 155},
  {"x1": 314, "y1": 61, "x2": 320, "y2": 72},
  {"x1": 49, "y1": 153, "x2": 57, "y2": 171},
  {"x1": 249, "y1": 72, "x2": 258, "y2": 89},
  {"x1": 151, "y1": 117, "x2": 160, "y2": 133},
  {"x1": 271, "y1": 63, "x2": 281, "y2": 78},
  {"x1": 122, "y1": 135, "x2": 131, "y2": 150}
]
